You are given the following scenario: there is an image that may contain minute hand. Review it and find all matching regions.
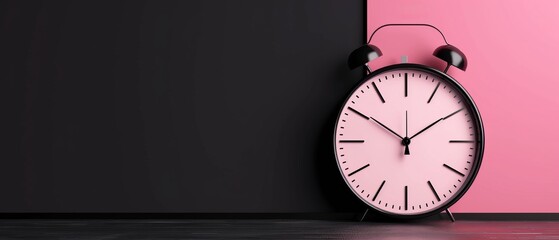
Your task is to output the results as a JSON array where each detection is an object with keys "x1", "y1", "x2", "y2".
[{"x1": 410, "y1": 108, "x2": 463, "y2": 140}]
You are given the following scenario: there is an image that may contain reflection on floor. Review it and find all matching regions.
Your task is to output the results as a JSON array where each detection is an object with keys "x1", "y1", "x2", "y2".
[{"x1": 0, "y1": 219, "x2": 558, "y2": 239}]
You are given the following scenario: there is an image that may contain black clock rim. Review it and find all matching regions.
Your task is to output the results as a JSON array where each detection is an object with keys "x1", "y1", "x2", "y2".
[{"x1": 333, "y1": 63, "x2": 485, "y2": 220}]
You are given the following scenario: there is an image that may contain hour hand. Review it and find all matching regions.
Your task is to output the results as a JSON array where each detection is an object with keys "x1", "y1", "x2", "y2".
[
  {"x1": 369, "y1": 116, "x2": 404, "y2": 140},
  {"x1": 347, "y1": 107, "x2": 403, "y2": 139}
]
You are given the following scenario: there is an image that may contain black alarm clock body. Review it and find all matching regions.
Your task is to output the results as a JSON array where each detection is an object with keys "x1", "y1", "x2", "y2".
[{"x1": 334, "y1": 24, "x2": 484, "y2": 220}]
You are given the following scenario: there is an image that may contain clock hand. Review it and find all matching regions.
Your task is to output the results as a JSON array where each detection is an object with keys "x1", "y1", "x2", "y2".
[
  {"x1": 405, "y1": 111, "x2": 408, "y2": 137},
  {"x1": 369, "y1": 116, "x2": 404, "y2": 140},
  {"x1": 404, "y1": 111, "x2": 410, "y2": 155},
  {"x1": 347, "y1": 106, "x2": 403, "y2": 140},
  {"x1": 409, "y1": 118, "x2": 443, "y2": 140},
  {"x1": 410, "y1": 108, "x2": 464, "y2": 140}
]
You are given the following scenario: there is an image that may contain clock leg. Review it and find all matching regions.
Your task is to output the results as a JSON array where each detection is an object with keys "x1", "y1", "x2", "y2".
[
  {"x1": 445, "y1": 209, "x2": 456, "y2": 222},
  {"x1": 358, "y1": 208, "x2": 369, "y2": 222}
]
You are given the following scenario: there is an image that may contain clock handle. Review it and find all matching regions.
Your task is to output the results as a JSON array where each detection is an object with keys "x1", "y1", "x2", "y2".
[
  {"x1": 367, "y1": 23, "x2": 450, "y2": 45},
  {"x1": 350, "y1": 23, "x2": 468, "y2": 73}
]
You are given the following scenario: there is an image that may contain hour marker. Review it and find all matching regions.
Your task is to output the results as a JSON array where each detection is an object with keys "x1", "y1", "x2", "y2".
[
  {"x1": 404, "y1": 186, "x2": 408, "y2": 210},
  {"x1": 339, "y1": 140, "x2": 364, "y2": 143},
  {"x1": 372, "y1": 82, "x2": 386, "y2": 103},
  {"x1": 347, "y1": 107, "x2": 369, "y2": 120},
  {"x1": 443, "y1": 108, "x2": 464, "y2": 120},
  {"x1": 443, "y1": 164, "x2": 465, "y2": 177},
  {"x1": 404, "y1": 73, "x2": 408, "y2": 97},
  {"x1": 427, "y1": 82, "x2": 441, "y2": 103},
  {"x1": 427, "y1": 181, "x2": 441, "y2": 202},
  {"x1": 348, "y1": 164, "x2": 370, "y2": 177},
  {"x1": 372, "y1": 180, "x2": 386, "y2": 201},
  {"x1": 449, "y1": 140, "x2": 475, "y2": 143}
]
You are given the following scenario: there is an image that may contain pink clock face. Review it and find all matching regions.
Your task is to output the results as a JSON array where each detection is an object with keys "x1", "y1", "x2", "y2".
[{"x1": 334, "y1": 66, "x2": 482, "y2": 216}]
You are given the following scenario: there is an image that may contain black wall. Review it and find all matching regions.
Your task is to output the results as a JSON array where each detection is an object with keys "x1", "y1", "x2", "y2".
[{"x1": 0, "y1": 0, "x2": 365, "y2": 212}]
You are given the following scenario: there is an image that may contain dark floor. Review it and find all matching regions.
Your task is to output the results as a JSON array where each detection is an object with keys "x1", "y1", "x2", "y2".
[{"x1": 0, "y1": 219, "x2": 558, "y2": 240}]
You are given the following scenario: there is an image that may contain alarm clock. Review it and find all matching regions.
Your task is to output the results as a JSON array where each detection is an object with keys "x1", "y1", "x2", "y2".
[{"x1": 334, "y1": 24, "x2": 484, "y2": 221}]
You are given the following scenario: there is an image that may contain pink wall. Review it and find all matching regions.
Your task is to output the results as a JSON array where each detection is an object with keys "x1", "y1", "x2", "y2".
[{"x1": 368, "y1": 0, "x2": 559, "y2": 213}]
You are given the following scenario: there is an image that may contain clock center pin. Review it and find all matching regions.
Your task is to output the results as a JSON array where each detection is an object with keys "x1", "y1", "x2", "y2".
[{"x1": 401, "y1": 137, "x2": 411, "y2": 146}]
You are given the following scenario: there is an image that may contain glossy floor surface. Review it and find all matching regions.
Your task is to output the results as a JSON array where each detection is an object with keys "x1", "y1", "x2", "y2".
[{"x1": 0, "y1": 219, "x2": 558, "y2": 239}]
